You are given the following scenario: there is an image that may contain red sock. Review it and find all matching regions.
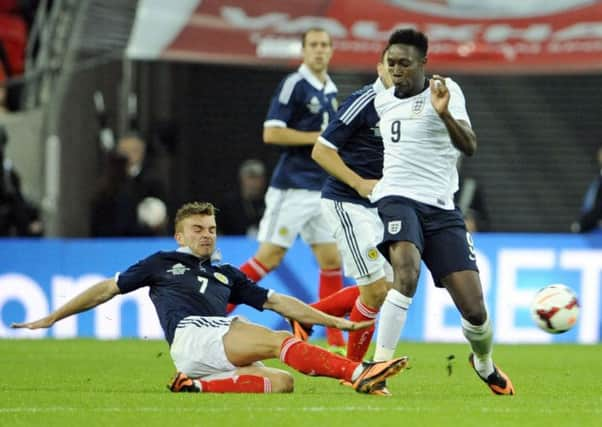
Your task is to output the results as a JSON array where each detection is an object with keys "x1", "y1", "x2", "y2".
[
  {"x1": 346, "y1": 298, "x2": 379, "y2": 362},
  {"x1": 311, "y1": 286, "x2": 360, "y2": 317},
  {"x1": 319, "y1": 269, "x2": 346, "y2": 347},
  {"x1": 280, "y1": 336, "x2": 359, "y2": 382},
  {"x1": 200, "y1": 375, "x2": 271, "y2": 393},
  {"x1": 239, "y1": 257, "x2": 270, "y2": 282},
  {"x1": 227, "y1": 257, "x2": 271, "y2": 313}
]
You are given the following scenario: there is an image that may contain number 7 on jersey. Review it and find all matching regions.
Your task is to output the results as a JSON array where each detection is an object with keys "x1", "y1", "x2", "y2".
[{"x1": 197, "y1": 276, "x2": 209, "y2": 294}]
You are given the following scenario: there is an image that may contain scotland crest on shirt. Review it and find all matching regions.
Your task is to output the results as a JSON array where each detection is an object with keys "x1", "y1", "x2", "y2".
[
  {"x1": 307, "y1": 96, "x2": 321, "y2": 114},
  {"x1": 213, "y1": 272, "x2": 229, "y2": 285}
]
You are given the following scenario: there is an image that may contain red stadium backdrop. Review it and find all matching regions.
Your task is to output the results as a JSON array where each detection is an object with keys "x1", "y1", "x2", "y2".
[{"x1": 126, "y1": 0, "x2": 602, "y2": 73}]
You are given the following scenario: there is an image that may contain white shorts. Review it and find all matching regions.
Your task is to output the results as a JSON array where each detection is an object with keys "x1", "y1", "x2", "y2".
[
  {"x1": 321, "y1": 199, "x2": 393, "y2": 285},
  {"x1": 257, "y1": 187, "x2": 336, "y2": 248},
  {"x1": 169, "y1": 316, "x2": 239, "y2": 379}
]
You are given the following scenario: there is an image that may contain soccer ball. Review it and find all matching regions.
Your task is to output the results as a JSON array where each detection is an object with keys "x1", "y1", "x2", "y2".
[{"x1": 530, "y1": 284, "x2": 579, "y2": 334}]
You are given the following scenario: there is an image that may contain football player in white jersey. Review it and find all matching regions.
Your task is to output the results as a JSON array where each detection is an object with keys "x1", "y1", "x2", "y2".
[{"x1": 371, "y1": 29, "x2": 515, "y2": 395}]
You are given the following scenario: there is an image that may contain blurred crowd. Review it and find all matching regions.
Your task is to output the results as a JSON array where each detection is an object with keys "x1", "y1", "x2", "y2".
[{"x1": 0, "y1": 0, "x2": 40, "y2": 112}]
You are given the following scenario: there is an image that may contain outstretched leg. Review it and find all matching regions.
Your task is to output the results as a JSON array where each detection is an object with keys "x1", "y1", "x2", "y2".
[{"x1": 223, "y1": 318, "x2": 408, "y2": 394}]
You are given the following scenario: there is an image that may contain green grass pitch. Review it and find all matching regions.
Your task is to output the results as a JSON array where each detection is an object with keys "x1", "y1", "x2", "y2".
[{"x1": 1, "y1": 339, "x2": 600, "y2": 427}]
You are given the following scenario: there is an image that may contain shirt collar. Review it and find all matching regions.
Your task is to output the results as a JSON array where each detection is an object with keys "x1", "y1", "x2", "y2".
[
  {"x1": 372, "y1": 78, "x2": 386, "y2": 94},
  {"x1": 176, "y1": 246, "x2": 221, "y2": 263},
  {"x1": 298, "y1": 64, "x2": 337, "y2": 94}
]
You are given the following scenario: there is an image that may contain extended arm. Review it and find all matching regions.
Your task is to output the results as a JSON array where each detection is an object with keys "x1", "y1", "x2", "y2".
[
  {"x1": 312, "y1": 141, "x2": 378, "y2": 198},
  {"x1": 263, "y1": 127, "x2": 321, "y2": 146},
  {"x1": 263, "y1": 292, "x2": 373, "y2": 331},
  {"x1": 430, "y1": 75, "x2": 477, "y2": 156},
  {"x1": 11, "y1": 279, "x2": 120, "y2": 329}
]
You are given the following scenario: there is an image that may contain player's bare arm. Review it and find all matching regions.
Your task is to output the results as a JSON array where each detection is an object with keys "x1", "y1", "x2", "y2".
[
  {"x1": 263, "y1": 127, "x2": 321, "y2": 146},
  {"x1": 312, "y1": 141, "x2": 378, "y2": 198},
  {"x1": 263, "y1": 292, "x2": 374, "y2": 331},
  {"x1": 430, "y1": 75, "x2": 477, "y2": 156},
  {"x1": 10, "y1": 279, "x2": 120, "y2": 329}
]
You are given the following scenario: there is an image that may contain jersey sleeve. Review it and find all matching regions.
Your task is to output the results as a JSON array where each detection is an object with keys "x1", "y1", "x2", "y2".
[
  {"x1": 225, "y1": 266, "x2": 270, "y2": 310},
  {"x1": 319, "y1": 91, "x2": 373, "y2": 150},
  {"x1": 115, "y1": 257, "x2": 155, "y2": 294},
  {"x1": 264, "y1": 74, "x2": 302, "y2": 128},
  {"x1": 446, "y1": 78, "x2": 471, "y2": 126}
]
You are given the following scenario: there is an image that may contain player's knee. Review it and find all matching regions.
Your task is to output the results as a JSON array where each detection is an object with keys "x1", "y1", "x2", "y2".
[
  {"x1": 362, "y1": 280, "x2": 389, "y2": 308},
  {"x1": 270, "y1": 371, "x2": 294, "y2": 393},
  {"x1": 462, "y1": 307, "x2": 487, "y2": 326},
  {"x1": 312, "y1": 244, "x2": 342, "y2": 269},
  {"x1": 270, "y1": 330, "x2": 295, "y2": 356},
  {"x1": 394, "y1": 263, "x2": 419, "y2": 288},
  {"x1": 256, "y1": 244, "x2": 287, "y2": 269},
  {"x1": 317, "y1": 253, "x2": 341, "y2": 269}
]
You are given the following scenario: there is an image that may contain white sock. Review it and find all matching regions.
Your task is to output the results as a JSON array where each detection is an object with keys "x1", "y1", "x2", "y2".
[
  {"x1": 462, "y1": 316, "x2": 494, "y2": 378},
  {"x1": 373, "y1": 289, "x2": 412, "y2": 361}
]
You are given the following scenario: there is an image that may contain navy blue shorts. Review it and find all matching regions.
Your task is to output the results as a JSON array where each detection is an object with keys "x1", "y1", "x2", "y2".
[{"x1": 376, "y1": 196, "x2": 479, "y2": 287}]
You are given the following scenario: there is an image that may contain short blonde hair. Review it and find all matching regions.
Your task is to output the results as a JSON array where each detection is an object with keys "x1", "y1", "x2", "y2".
[{"x1": 174, "y1": 202, "x2": 216, "y2": 231}]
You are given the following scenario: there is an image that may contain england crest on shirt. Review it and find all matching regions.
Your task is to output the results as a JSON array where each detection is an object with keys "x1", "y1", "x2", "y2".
[
  {"x1": 388, "y1": 220, "x2": 402, "y2": 235},
  {"x1": 412, "y1": 96, "x2": 425, "y2": 115}
]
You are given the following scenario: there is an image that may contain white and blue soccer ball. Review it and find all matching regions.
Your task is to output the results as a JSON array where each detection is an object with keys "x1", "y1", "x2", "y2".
[{"x1": 530, "y1": 284, "x2": 580, "y2": 334}]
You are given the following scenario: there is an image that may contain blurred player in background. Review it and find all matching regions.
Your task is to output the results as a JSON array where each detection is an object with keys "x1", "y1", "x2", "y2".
[
  {"x1": 303, "y1": 48, "x2": 394, "y2": 366},
  {"x1": 370, "y1": 28, "x2": 514, "y2": 395},
  {"x1": 571, "y1": 146, "x2": 602, "y2": 233},
  {"x1": 219, "y1": 159, "x2": 267, "y2": 237},
  {"x1": 236, "y1": 28, "x2": 347, "y2": 351},
  {"x1": 12, "y1": 201, "x2": 408, "y2": 395}
]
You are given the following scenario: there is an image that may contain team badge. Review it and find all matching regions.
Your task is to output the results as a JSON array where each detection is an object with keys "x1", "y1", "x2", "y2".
[
  {"x1": 388, "y1": 220, "x2": 402, "y2": 235},
  {"x1": 331, "y1": 97, "x2": 338, "y2": 111},
  {"x1": 366, "y1": 248, "x2": 379, "y2": 260},
  {"x1": 412, "y1": 96, "x2": 425, "y2": 115},
  {"x1": 307, "y1": 96, "x2": 321, "y2": 114},
  {"x1": 278, "y1": 226, "x2": 289, "y2": 237},
  {"x1": 214, "y1": 272, "x2": 229, "y2": 284},
  {"x1": 167, "y1": 263, "x2": 189, "y2": 275}
]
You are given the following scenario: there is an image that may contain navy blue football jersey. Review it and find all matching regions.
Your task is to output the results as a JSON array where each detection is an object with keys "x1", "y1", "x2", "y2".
[
  {"x1": 116, "y1": 250, "x2": 270, "y2": 345},
  {"x1": 319, "y1": 79, "x2": 386, "y2": 207},
  {"x1": 264, "y1": 64, "x2": 338, "y2": 191}
]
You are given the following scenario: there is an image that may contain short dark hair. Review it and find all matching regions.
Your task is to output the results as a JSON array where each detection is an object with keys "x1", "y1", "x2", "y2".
[
  {"x1": 302, "y1": 28, "x2": 332, "y2": 47},
  {"x1": 387, "y1": 28, "x2": 428, "y2": 57}
]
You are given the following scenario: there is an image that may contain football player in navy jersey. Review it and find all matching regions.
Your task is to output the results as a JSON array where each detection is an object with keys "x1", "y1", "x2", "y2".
[
  {"x1": 370, "y1": 29, "x2": 514, "y2": 395},
  {"x1": 12, "y1": 201, "x2": 408, "y2": 395},
  {"x1": 293, "y1": 48, "x2": 395, "y2": 367},
  {"x1": 237, "y1": 28, "x2": 347, "y2": 351}
]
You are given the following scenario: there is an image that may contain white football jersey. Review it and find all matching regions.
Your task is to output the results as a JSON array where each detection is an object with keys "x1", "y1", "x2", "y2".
[{"x1": 370, "y1": 78, "x2": 471, "y2": 210}]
